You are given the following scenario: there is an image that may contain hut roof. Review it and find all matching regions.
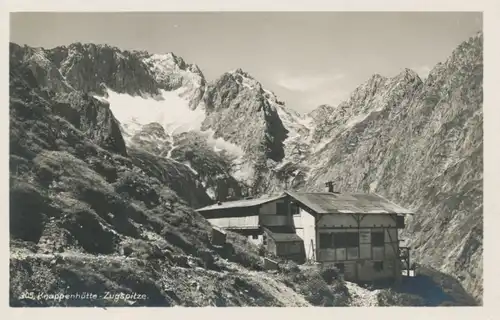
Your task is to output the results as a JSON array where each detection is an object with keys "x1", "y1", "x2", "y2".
[
  {"x1": 196, "y1": 194, "x2": 286, "y2": 213},
  {"x1": 286, "y1": 191, "x2": 414, "y2": 215}
]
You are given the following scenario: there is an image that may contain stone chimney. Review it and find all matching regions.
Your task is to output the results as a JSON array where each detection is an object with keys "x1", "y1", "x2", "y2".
[{"x1": 325, "y1": 181, "x2": 339, "y2": 193}]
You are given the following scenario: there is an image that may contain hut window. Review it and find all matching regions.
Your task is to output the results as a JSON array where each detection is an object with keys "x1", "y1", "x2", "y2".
[
  {"x1": 252, "y1": 234, "x2": 258, "y2": 239},
  {"x1": 319, "y1": 233, "x2": 333, "y2": 249},
  {"x1": 396, "y1": 216, "x2": 405, "y2": 228},
  {"x1": 371, "y1": 231, "x2": 385, "y2": 247},
  {"x1": 276, "y1": 202, "x2": 288, "y2": 215},
  {"x1": 334, "y1": 263, "x2": 345, "y2": 273},
  {"x1": 334, "y1": 232, "x2": 359, "y2": 248},
  {"x1": 291, "y1": 203, "x2": 300, "y2": 215},
  {"x1": 373, "y1": 261, "x2": 384, "y2": 271}
]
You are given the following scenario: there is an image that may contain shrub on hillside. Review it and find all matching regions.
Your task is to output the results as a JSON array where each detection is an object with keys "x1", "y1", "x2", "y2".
[
  {"x1": 223, "y1": 232, "x2": 264, "y2": 271},
  {"x1": 279, "y1": 265, "x2": 350, "y2": 306},
  {"x1": 376, "y1": 289, "x2": 425, "y2": 306},
  {"x1": 10, "y1": 178, "x2": 57, "y2": 243}
]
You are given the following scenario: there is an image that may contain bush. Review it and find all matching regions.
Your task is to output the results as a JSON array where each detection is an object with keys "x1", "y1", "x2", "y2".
[
  {"x1": 161, "y1": 225, "x2": 197, "y2": 255},
  {"x1": 279, "y1": 265, "x2": 349, "y2": 306},
  {"x1": 223, "y1": 232, "x2": 264, "y2": 271},
  {"x1": 121, "y1": 239, "x2": 170, "y2": 261},
  {"x1": 114, "y1": 171, "x2": 161, "y2": 209},
  {"x1": 35, "y1": 164, "x2": 55, "y2": 186},
  {"x1": 87, "y1": 157, "x2": 118, "y2": 183},
  {"x1": 377, "y1": 289, "x2": 425, "y2": 306},
  {"x1": 280, "y1": 261, "x2": 300, "y2": 273},
  {"x1": 320, "y1": 267, "x2": 339, "y2": 284},
  {"x1": 61, "y1": 206, "x2": 117, "y2": 255},
  {"x1": 10, "y1": 179, "x2": 54, "y2": 242},
  {"x1": 33, "y1": 151, "x2": 113, "y2": 197}
]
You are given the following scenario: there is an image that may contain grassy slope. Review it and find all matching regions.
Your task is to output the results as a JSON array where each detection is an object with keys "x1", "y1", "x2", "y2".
[{"x1": 9, "y1": 60, "x2": 352, "y2": 307}]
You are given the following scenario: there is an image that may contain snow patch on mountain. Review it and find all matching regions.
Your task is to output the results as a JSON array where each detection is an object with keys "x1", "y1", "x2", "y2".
[
  {"x1": 105, "y1": 88, "x2": 205, "y2": 136},
  {"x1": 99, "y1": 88, "x2": 245, "y2": 162},
  {"x1": 201, "y1": 129, "x2": 245, "y2": 158}
]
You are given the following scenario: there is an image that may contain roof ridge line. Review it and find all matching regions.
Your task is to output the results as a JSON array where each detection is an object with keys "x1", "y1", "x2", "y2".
[{"x1": 372, "y1": 192, "x2": 415, "y2": 214}]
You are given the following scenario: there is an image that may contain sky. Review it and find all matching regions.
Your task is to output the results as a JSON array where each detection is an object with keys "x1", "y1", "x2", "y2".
[{"x1": 10, "y1": 12, "x2": 482, "y2": 113}]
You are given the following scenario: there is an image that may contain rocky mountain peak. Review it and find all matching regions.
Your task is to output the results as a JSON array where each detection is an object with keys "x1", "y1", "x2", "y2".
[
  {"x1": 200, "y1": 69, "x2": 290, "y2": 178},
  {"x1": 393, "y1": 68, "x2": 422, "y2": 84},
  {"x1": 308, "y1": 104, "x2": 335, "y2": 120},
  {"x1": 230, "y1": 67, "x2": 253, "y2": 77},
  {"x1": 204, "y1": 69, "x2": 271, "y2": 113},
  {"x1": 368, "y1": 73, "x2": 387, "y2": 81},
  {"x1": 143, "y1": 52, "x2": 205, "y2": 91},
  {"x1": 146, "y1": 52, "x2": 197, "y2": 73},
  {"x1": 217, "y1": 68, "x2": 262, "y2": 93},
  {"x1": 188, "y1": 63, "x2": 204, "y2": 77}
]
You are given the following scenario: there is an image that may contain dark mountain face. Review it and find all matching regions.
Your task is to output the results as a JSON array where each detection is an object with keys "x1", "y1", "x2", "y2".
[
  {"x1": 9, "y1": 32, "x2": 483, "y2": 304},
  {"x1": 10, "y1": 42, "x2": 206, "y2": 101},
  {"x1": 202, "y1": 69, "x2": 288, "y2": 163}
]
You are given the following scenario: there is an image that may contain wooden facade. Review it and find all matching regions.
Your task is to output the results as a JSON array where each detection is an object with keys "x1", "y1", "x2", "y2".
[
  {"x1": 196, "y1": 195, "x2": 306, "y2": 263},
  {"x1": 313, "y1": 212, "x2": 402, "y2": 282},
  {"x1": 262, "y1": 227, "x2": 306, "y2": 263},
  {"x1": 287, "y1": 191, "x2": 414, "y2": 283},
  {"x1": 197, "y1": 190, "x2": 414, "y2": 282},
  {"x1": 211, "y1": 226, "x2": 227, "y2": 246}
]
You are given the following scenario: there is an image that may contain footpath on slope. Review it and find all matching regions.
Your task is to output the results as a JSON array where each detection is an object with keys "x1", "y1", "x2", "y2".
[{"x1": 10, "y1": 248, "x2": 316, "y2": 307}]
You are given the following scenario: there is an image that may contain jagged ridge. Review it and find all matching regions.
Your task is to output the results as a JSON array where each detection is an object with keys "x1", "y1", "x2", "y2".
[{"x1": 302, "y1": 32, "x2": 483, "y2": 302}]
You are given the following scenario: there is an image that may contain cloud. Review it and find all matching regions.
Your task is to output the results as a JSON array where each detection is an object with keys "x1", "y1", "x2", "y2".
[{"x1": 276, "y1": 73, "x2": 345, "y2": 92}]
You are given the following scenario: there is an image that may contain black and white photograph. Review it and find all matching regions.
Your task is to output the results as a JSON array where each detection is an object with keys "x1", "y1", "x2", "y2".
[{"x1": 8, "y1": 10, "x2": 486, "y2": 308}]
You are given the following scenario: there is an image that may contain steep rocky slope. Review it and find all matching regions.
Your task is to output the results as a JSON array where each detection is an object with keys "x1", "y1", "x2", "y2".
[
  {"x1": 201, "y1": 70, "x2": 288, "y2": 185},
  {"x1": 301, "y1": 32, "x2": 483, "y2": 302}
]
